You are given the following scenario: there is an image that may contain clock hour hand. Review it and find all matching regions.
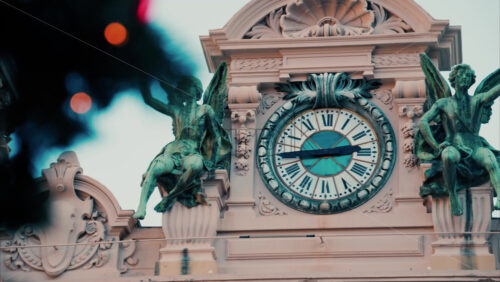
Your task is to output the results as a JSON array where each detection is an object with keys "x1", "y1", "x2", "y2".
[{"x1": 277, "y1": 145, "x2": 362, "y2": 159}]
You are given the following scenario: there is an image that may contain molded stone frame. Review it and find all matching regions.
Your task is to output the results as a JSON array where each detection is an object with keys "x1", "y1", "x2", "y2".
[{"x1": 257, "y1": 96, "x2": 396, "y2": 214}]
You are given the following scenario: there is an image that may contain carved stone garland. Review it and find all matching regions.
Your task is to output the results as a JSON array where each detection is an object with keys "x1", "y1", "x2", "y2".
[
  {"x1": 398, "y1": 105, "x2": 423, "y2": 168},
  {"x1": 232, "y1": 110, "x2": 256, "y2": 175},
  {"x1": 245, "y1": 0, "x2": 412, "y2": 39}
]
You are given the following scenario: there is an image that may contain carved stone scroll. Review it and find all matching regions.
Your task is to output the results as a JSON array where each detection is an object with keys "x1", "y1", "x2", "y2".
[
  {"x1": 118, "y1": 240, "x2": 138, "y2": 274},
  {"x1": 363, "y1": 188, "x2": 393, "y2": 213},
  {"x1": 257, "y1": 192, "x2": 287, "y2": 216}
]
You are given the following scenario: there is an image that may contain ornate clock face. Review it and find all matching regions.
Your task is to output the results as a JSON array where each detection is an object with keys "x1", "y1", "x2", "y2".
[
  {"x1": 257, "y1": 96, "x2": 396, "y2": 214},
  {"x1": 274, "y1": 108, "x2": 380, "y2": 200}
]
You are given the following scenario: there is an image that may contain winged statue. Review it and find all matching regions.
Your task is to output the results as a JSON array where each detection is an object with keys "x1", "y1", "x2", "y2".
[
  {"x1": 415, "y1": 54, "x2": 500, "y2": 216},
  {"x1": 133, "y1": 63, "x2": 231, "y2": 219}
]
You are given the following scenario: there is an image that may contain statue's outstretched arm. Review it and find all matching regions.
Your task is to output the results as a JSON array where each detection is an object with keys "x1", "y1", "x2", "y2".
[
  {"x1": 478, "y1": 83, "x2": 500, "y2": 105},
  {"x1": 140, "y1": 84, "x2": 175, "y2": 116},
  {"x1": 418, "y1": 102, "x2": 441, "y2": 152}
]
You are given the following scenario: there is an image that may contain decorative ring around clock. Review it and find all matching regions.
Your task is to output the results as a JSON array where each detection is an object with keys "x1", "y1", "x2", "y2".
[{"x1": 256, "y1": 96, "x2": 396, "y2": 214}]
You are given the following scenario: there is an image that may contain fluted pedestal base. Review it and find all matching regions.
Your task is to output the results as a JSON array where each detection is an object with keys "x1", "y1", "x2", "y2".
[
  {"x1": 430, "y1": 185, "x2": 495, "y2": 270},
  {"x1": 156, "y1": 170, "x2": 229, "y2": 276}
]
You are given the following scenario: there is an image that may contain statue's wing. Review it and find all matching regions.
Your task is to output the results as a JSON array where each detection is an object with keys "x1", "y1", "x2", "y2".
[
  {"x1": 475, "y1": 68, "x2": 500, "y2": 95},
  {"x1": 202, "y1": 62, "x2": 228, "y2": 122},
  {"x1": 474, "y1": 68, "x2": 500, "y2": 124},
  {"x1": 200, "y1": 62, "x2": 231, "y2": 171},
  {"x1": 419, "y1": 54, "x2": 451, "y2": 110},
  {"x1": 414, "y1": 54, "x2": 451, "y2": 161}
]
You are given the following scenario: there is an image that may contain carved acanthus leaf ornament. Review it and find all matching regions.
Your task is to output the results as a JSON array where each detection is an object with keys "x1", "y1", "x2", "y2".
[
  {"x1": 257, "y1": 192, "x2": 287, "y2": 216},
  {"x1": 363, "y1": 188, "x2": 393, "y2": 213}
]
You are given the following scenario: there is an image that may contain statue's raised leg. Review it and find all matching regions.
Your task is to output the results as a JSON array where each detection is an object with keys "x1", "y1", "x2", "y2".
[
  {"x1": 472, "y1": 147, "x2": 500, "y2": 209},
  {"x1": 134, "y1": 155, "x2": 175, "y2": 219},
  {"x1": 442, "y1": 146, "x2": 462, "y2": 216},
  {"x1": 155, "y1": 154, "x2": 205, "y2": 212}
]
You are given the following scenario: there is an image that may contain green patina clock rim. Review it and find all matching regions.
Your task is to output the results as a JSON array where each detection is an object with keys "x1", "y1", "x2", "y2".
[{"x1": 256, "y1": 97, "x2": 396, "y2": 214}]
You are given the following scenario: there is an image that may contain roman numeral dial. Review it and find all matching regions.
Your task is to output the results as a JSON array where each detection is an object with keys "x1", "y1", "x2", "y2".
[
  {"x1": 257, "y1": 91, "x2": 396, "y2": 215},
  {"x1": 274, "y1": 108, "x2": 380, "y2": 202}
]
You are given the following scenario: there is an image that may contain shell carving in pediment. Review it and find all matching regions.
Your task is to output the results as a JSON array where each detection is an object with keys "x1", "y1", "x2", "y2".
[
  {"x1": 244, "y1": 0, "x2": 412, "y2": 39},
  {"x1": 281, "y1": 0, "x2": 374, "y2": 37}
]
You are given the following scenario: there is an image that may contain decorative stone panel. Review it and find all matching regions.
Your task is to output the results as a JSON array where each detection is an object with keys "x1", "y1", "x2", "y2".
[{"x1": 244, "y1": 0, "x2": 412, "y2": 39}]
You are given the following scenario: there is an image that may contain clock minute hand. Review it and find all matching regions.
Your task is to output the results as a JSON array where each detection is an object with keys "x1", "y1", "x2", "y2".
[{"x1": 277, "y1": 145, "x2": 362, "y2": 159}]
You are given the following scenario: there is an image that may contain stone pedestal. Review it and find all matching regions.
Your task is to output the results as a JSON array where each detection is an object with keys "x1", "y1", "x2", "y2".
[
  {"x1": 430, "y1": 185, "x2": 495, "y2": 270},
  {"x1": 156, "y1": 170, "x2": 229, "y2": 275}
]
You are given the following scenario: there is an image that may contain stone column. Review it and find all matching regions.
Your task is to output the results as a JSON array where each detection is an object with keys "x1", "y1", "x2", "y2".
[
  {"x1": 392, "y1": 81, "x2": 425, "y2": 201},
  {"x1": 429, "y1": 184, "x2": 495, "y2": 270},
  {"x1": 156, "y1": 170, "x2": 229, "y2": 275},
  {"x1": 224, "y1": 85, "x2": 261, "y2": 218}
]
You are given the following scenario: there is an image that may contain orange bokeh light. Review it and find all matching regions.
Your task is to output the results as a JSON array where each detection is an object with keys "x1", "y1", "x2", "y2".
[
  {"x1": 104, "y1": 22, "x2": 128, "y2": 46},
  {"x1": 70, "y1": 92, "x2": 92, "y2": 114}
]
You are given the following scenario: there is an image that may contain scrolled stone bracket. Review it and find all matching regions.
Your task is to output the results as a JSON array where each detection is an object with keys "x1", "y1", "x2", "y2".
[
  {"x1": 228, "y1": 85, "x2": 261, "y2": 176},
  {"x1": 231, "y1": 110, "x2": 255, "y2": 176}
]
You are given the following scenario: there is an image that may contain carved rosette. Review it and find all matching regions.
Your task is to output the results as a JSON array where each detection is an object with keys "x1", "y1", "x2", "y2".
[
  {"x1": 244, "y1": 0, "x2": 412, "y2": 39},
  {"x1": 232, "y1": 110, "x2": 256, "y2": 176},
  {"x1": 1, "y1": 152, "x2": 114, "y2": 277},
  {"x1": 398, "y1": 105, "x2": 423, "y2": 168}
]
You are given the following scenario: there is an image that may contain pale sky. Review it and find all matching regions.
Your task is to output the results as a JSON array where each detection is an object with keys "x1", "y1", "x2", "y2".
[{"x1": 36, "y1": 0, "x2": 500, "y2": 226}]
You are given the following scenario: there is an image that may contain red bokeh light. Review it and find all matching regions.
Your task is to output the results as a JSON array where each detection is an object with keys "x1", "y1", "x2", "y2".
[
  {"x1": 104, "y1": 22, "x2": 128, "y2": 46},
  {"x1": 137, "y1": 0, "x2": 151, "y2": 24},
  {"x1": 70, "y1": 92, "x2": 92, "y2": 114}
]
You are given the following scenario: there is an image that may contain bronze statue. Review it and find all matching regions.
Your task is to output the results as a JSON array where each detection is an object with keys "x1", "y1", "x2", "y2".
[
  {"x1": 133, "y1": 63, "x2": 231, "y2": 219},
  {"x1": 416, "y1": 54, "x2": 500, "y2": 216}
]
